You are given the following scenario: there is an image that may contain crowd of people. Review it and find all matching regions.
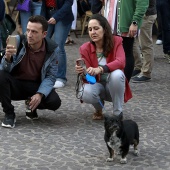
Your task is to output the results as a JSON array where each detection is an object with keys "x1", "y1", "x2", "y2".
[{"x1": 0, "y1": 0, "x2": 169, "y2": 128}]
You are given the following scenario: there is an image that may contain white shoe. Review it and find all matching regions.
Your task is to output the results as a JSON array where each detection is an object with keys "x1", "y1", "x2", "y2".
[
  {"x1": 53, "y1": 81, "x2": 65, "y2": 88},
  {"x1": 155, "y1": 39, "x2": 163, "y2": 45}
]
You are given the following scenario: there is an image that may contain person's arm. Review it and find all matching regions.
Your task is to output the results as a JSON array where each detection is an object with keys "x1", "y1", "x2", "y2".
[{"x1": 52, "y1": 0, "x2": 73, "y2": 22}]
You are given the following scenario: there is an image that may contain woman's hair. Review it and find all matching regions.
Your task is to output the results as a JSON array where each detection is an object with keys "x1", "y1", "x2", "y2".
[{"x1": 88, "y1": 14, "x2": 114, "y2": 57}]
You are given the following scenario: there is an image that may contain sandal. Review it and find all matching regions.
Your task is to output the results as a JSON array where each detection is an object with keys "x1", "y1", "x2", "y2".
[
  {"x1": 92, "y1": 110, "x2": 103, "y2": 120},
  {"x1": 65, "y1": 39, "x2": 75, "y2": 46}
]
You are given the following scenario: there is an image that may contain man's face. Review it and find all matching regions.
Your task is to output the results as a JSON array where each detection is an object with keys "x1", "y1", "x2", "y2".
[{"x1": 26, "y1": 21, "x2": 47, "y2": 46}]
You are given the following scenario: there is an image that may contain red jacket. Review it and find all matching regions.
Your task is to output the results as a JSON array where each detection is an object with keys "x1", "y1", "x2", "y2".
[{"x1": 79, "y1": 36, "x2": 132, "y2": 102}]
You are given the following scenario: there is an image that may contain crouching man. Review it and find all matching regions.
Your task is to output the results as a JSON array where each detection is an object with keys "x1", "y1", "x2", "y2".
[{"x1": 0, "y1": 15, "x2": 61, "y2": 128}]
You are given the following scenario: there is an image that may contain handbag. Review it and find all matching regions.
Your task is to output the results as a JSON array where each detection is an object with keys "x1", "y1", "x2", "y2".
[
  {"x1": 16, "y1": 0, "x2": 31, "y2": 12},
  {"x1": 0, "y1": 14, "x2": 16, "y2": 48}
]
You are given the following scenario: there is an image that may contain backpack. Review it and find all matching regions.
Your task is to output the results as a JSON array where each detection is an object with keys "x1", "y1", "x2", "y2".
[{"x1": 0, "y1": 14, "x2": 16, "y2": 48}]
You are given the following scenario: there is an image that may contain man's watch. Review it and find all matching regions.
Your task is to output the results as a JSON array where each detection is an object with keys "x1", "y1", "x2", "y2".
[{"x1": 132, "y1": 21, "x2": 138, "y2": 26}]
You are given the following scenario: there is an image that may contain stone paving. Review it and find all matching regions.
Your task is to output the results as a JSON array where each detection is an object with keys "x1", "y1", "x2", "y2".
[{"x1": 0, "y1": 34, "x2": 170, "y2": 170}]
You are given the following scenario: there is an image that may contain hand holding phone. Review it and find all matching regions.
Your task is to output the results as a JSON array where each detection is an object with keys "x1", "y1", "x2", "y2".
[{"x1": 5, "y1": 35, "x2": 17, "y2": 62}]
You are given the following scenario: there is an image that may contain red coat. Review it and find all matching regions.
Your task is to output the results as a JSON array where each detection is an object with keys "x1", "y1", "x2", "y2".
[{"x1": 79, "y1": 36, "x2": 132, "y2": 102}]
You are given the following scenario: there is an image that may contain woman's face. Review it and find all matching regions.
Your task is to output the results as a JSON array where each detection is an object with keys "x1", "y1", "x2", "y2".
[{"x1": 88, "y1": 19, "x2": 104, "y2": 43}]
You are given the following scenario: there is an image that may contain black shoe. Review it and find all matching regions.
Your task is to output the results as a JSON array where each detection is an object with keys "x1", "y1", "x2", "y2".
[
  {"x1": 26, "y1": 110, "x2": 38, "y2": 120},
  {"x1": 132, "y1": 75, "x2": 151, "y2": 83},
  {"x1": 132, "y1": 70, "x2": 141, "y2": 78},
  {"x1": 2, "y1": 113, "x2": 16, "y2": 128}
]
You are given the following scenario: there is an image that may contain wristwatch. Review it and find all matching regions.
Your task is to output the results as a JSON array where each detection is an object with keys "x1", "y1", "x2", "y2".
[{"x1": 132, "y1": 21, "x2": 138, "y2": 26}]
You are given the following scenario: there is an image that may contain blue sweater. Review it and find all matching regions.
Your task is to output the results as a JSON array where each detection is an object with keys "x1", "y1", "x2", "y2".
[{"x1": 41, "y1": 0, "x2": 74, "y2": 25}]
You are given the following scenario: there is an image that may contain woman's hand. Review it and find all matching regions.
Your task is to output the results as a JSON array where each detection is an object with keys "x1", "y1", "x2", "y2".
[
  {"x1": 75, "y1": 65, "x2": 85, "y2": 75},
  {"x1": 86, "y1": 67, "x2": 102, "y2": 76}
]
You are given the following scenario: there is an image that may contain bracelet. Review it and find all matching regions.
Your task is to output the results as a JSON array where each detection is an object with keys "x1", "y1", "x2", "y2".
[{"x1": 98, "y1": 66, "x2": 103, "y2": 74}]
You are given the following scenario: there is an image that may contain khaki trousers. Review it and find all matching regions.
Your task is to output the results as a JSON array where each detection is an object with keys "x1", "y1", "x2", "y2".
[{"x1": 134, "y1": 14, "x2": 157, "y2": 78}]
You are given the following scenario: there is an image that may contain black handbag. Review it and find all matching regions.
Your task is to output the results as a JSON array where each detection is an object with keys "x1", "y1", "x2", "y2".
[{"x1": 0, "y1": 14, "x2": 16, "y2": 48}]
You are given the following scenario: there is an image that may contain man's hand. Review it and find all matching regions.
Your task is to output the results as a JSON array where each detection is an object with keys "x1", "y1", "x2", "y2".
[
  {"x1": 48, "y1": 17, "x2": 56, "y2": 24},
  {"x1": 29, "y1": 93, "x2": 43, "y2": 111},
  {"x1": 5, "y1": 44, "x2": 17, "y2": 62},
  {"x1": 128, "y1": 24, "x2": 138, "y2": 37}
]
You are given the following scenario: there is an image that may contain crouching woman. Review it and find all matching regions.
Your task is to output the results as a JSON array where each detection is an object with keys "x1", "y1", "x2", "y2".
[{"x1": 75, "y1": 14, "x2": 132, "y2": 120}]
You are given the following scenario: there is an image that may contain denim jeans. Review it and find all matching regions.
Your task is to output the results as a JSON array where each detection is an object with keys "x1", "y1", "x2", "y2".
[
  {"x1": 156, "y1": 0, "x2": 170, "y2": 54},
  {"x1": 79, "y1": 70, "x2": 125, "y2": 116},
  {"x1": 20, "y1": 1, "x2": 42, "y2": 34},
  {"x1": 46, "y1": 10, "x2": 72, "y2": 83}
]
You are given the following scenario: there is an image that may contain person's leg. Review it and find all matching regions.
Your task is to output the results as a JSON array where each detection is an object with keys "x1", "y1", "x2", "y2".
[
  {"x1": 32, "y1": 1, "x2": 42, "y2": 16},
  {"x1": 53, "y1": 21, "x2": 72, "y2": 84},
  {"x1": 133, "y1": 37, "x2": 142, "y2": 75},
  {"x1": 38, "y1": 89, "x2": 61, "y2": 111},
  {"x1": 157, "y1": 0, "x2": 170, "y2": 56},
  {"x1": 80, "y1": 82, "x2": 105, "y2": 119},
  {"x1": 122, "y1": 37, "x2": 134, "y2": 82},
  {"x1": 105, "y1": 70, "x2": 125, "y2": 116},
  {"x1": 139, "y1": 14, "x2": 157, "y2": 78}
]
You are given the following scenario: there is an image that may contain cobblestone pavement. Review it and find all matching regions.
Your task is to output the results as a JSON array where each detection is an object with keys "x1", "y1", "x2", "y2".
[{"x1": 0, "y1": 34, "x2": 169, "y2": 170}]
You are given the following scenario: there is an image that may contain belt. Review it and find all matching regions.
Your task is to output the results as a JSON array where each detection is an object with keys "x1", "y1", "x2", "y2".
[{"x1": 47, "y1": 7, "x2": 56, "y2": 11}]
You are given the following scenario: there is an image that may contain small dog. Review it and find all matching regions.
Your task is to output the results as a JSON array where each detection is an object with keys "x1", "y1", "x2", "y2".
[{"x1": 104, "y1": 114, "x2": 139, "y2": 164}]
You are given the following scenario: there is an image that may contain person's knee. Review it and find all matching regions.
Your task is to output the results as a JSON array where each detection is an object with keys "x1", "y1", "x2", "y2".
[
  {"x1": 110, "y1": 69, "x2": 125, "y2": 82},
  {"x1": 45, "y1": 90, "x2": 61, "y2": 111}
]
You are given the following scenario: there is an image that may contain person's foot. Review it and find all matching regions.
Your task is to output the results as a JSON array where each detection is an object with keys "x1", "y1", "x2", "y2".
[
  {"x1": 53, "y1": 81, "x2": 65, "y2": 88},
  {"x1": 92, "y1": 110, "x2": 103, "y2": 120},
  {"x1": 164, "y1": 54, "x2": 170, "y2": 64},
  {"x1": 132, "y1": 75, "x2": 151, "y2": 83},
  {"x1": 155, "y1": 39, "x2": 163, "y2": 45},
  {"x1": 26, "y1": 110, "x2": 39, "y2": 120},
  {"x1": 132, "y1": 70, "x2": 141, "y2": 78},
  {"x1": 1, "y1": 113, "x2": 16, "y2": 128}
]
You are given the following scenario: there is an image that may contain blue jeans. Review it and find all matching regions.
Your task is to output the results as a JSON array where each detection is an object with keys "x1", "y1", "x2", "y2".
[
  {"x1": 20, "y1": 1, "x2": 42, "y2": 33},
  {"x1": 46, "y1": 10, "x2": 72, "y2": 83},
  {"x1": 156, "y1": 0, "x2": 170, "y2": 54}
]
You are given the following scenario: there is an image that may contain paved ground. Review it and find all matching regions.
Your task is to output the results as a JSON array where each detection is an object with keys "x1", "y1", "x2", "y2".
[{"x1": 0, "y1": 33, "x2": 170, "y2": 170}]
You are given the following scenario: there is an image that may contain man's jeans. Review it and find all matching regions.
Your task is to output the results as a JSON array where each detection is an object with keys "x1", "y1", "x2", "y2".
[
  {"x1": 46, "y1": 9, "x2": 72, "y2": 83},
  {"x1": 134, "y1": 14, "x2": 157, "y2": 78},
  {"x1": 156, "y1": 0, "x2": 170, "y2": 54},
  {"x1": 0, "y1": 71, "x2": 61, "y2": 116},
  {"x1": 20, "y1": 1, "x2": 42, "y2": 34}
]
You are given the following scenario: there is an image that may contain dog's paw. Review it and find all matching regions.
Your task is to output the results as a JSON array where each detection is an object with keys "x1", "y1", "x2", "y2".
[
  {"x1": 120, "y1": 157, "x2": 127, "y2": 164},
  {"x1": 134, "y1": 149, "x2": 139, "y2": 156},
  {"x1": 106, "y1": 157, "x2": 114, "y2": 162}
]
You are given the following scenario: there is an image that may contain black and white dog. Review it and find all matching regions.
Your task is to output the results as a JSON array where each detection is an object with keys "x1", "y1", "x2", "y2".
[{"x1": 104, "y1": 114, "x2": 139, "y2": 164}]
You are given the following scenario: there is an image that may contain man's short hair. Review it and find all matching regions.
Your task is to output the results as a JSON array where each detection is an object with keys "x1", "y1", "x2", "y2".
[{"x1": 28, "y1": 15, "x2": 48, "y2": 32}]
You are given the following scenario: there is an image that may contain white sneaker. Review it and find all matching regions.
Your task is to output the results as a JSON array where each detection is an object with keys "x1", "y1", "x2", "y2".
[
  {"x1": 155, "y1": 39, "x2": 163, "y2": 45},
  {"x1": 53, "y1": 81, "x2": 65, "y2": 88}
]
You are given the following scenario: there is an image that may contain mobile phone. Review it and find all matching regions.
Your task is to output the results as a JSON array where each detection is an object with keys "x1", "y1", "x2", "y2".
[{"x1": 8, "y1": 35, "x2": 17, "y2": 49}]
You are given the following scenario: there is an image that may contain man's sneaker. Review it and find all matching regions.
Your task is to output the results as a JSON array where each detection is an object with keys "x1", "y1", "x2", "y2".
[
  {"x1": 26, "y1": 110, "x2": 38, "y2": 120},
  {"x1": 155, "y1": 39, "x2": 163, "y2": 45},
  {"x1": 132, "y1": 75, "x2": 151, "y2": 83},
  {"x1": 164, "y1": 54, "x2": 170, "y2": 64},
  {"x1": 132, "y1": 70, "x2": 141, "y2": 78},
  {"x1": 53, "y1": 81, "x2": 65, "y2": 88},
  {"x1": 2, "y1": 113, "x2": 16, "y2": 128}
]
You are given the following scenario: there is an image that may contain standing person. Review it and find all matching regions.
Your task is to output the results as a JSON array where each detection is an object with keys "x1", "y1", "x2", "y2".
[
  {"x1": 19, "y1": 0, "x2": 42, "y2": 34},
  {"x1": 75, "y1": 14, "x2": 132, "y2": 120},
  {"x1": 0, "y1": 0, "x2": 5, "y2": 50},
  {"x1": 156, "y1": 0, "x2": 170, "y2": 63},
  {"x1": 41, "y1": 0, "x2": 74, "y2": 88},
  {"x1": 103, "y1": 0, "x2": 149, "y2": 82},
  {"x1": 132, "y1": 0, "x2": 157, "y2": 82},
  {"x1": 0, "y1": 15, "x2": 61, "y2": 128}
]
